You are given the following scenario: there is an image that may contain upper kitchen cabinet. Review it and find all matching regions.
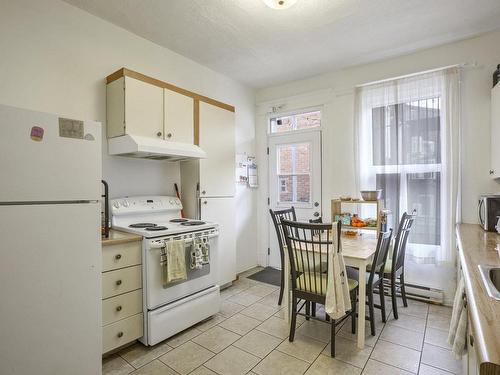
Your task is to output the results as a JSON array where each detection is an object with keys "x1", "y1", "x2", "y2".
[
  {"x1": 107, "y1": 76, "x2": 164, "y2": 139},
  {"x1": 199, "y1": 102, "x2": 236, "y2": 197},
  {"x1": 164, "y1": 89, "x2": 194, "y2": 144},
  {"x1": 491, "y1": 84, "x2": 500, "y2": 179}
]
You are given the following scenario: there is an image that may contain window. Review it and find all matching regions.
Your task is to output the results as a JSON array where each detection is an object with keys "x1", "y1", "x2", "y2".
[
  {"x1": 372, "y1": 98, "x2": 441, "y2": 246},
  {"x1": 270, "y1": 110, "x2": 321, "y2": 134},
  {"x1": 277, "y1": 142, "x2": 311, "y2": 204}
]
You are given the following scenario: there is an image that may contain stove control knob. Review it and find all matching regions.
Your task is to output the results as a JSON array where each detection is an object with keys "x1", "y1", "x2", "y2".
[
  {"x1": 122, "y1": 200, "x2": 129, "y2": 207},
  {"x1": 113, "y1": 201, "x2": 120, "y2": 209},
  {"x1": 169, "y1": 199, "x2": 174, "y2": 205}
]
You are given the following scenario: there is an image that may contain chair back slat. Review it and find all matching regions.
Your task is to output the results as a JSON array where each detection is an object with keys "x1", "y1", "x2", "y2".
[
  {"x1": 368, "y1": 229, "x2": 393, "y2": 285},
  {"x1": 392, "y1": 211, "x2": 417, "y2": 272}
]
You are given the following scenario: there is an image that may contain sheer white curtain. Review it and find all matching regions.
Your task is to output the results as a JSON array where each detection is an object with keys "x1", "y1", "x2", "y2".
[{"x1": 354, "y1": 68, "x2": 460, "y2": 264}]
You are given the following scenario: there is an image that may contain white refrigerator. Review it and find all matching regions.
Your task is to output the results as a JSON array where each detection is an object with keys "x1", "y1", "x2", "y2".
[{"x1": 0, "y1": 104, "x2": 102, "y2": 375}]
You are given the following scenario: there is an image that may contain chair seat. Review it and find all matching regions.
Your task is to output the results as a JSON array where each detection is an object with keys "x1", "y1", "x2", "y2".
[
  {"x1": 366, "y1": 261, "x2": 392, "y2": 274},
  {"x1": 296, "y1": 272, "x2": 358, "y2": 295},
  {"x1": 346, "y1": 267, "x2": 380, "y2": 285}
]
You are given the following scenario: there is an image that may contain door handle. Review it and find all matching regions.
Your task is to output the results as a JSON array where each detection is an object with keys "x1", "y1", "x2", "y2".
[
  {"x1": 313, "y1": 212, "x2": 320, "y2": 217},
  {"x1": 314, "y1": 202, "x2": 319, "y2": 207}
]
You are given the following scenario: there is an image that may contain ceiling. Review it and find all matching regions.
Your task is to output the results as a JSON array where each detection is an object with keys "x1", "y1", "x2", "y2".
[{"x1": 63, "y1": 0, "x2": 500, "y2": 88}]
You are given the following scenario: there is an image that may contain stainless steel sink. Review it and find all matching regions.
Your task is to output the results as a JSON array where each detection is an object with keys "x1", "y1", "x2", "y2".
[{"x1": 478, "y1": 265, "x2": 500, "y2": 300}]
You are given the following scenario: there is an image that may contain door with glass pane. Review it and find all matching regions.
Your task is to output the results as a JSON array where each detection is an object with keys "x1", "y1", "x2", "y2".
[{"x1": 268, "y1": 130, "x2": 321, "y2": 269}]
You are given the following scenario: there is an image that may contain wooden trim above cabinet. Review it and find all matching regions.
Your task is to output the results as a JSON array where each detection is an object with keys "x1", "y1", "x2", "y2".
[
  {"x1": 193, "y1": 99, "x2": 200, "y2": 146},
  {"x1": 106, "y1": 68, "x2": 235, "y2": 113}
]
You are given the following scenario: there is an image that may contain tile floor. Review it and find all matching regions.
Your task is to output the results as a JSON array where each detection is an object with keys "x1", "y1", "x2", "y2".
[{"x1": 103, "y1": 267, "x2": 462, "y2": 375}]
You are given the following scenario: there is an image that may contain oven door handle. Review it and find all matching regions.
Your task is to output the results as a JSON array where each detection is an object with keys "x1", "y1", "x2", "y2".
[{"x1": 149, "y1": 233, "x2": 218, "y2": 249}]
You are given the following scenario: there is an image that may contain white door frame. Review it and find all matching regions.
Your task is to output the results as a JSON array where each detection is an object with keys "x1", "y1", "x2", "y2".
[{"x1": 266, "y1": 113, "x2": 323, "y2": 268}]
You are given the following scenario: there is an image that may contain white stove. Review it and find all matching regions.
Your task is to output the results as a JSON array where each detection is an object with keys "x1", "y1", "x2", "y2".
[
  {"x1": 111, "y1": 196, "x2": 217, "y2": 237},
  {"x1": 111, "y1": 196, "x2": 221, "y2": 346}
]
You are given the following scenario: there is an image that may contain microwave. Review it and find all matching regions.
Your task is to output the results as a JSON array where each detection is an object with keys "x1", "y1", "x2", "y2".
[{"x1": 478, "y1": 194, "x2": 500, "y2": 231}]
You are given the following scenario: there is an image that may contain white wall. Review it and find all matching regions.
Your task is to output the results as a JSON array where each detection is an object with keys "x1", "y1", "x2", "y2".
[
  {"x1": 256, "y1": 30, "x2": 500, "y2": 302},
  {"x1": 0, "y1": 0, "x2": 257, "y2": 273}
]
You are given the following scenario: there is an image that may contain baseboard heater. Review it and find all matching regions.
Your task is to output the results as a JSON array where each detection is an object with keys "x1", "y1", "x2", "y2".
[
  {"x1": 382, "y1": 282, "x2": 444, "y2": 304},
  {"x1": 404, "y1": 283, "x2": 444, "y2": 304}
]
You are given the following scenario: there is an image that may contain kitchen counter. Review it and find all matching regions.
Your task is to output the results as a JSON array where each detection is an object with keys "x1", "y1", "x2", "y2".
[
  {"x1": 102, "y1": 229, "x2": 142, "y2": 247},
  {"x1": 456, "y1": 224, "x2": 500, "y2": 374}
]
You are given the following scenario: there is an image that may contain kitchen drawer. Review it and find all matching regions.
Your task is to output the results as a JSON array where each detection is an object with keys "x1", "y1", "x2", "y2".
[
  {"x1": 102, "y1": 289, "x2": 142, "y2": 326},
  {"x1": 103, "y1": 313, "x2": 143, "y2": 353},
  {"x1": 102, "y1": 241, "x2": 141, "y2": 272},
  {"x1": 102, "y1": 265, "x2": 142, "y2": 299}
]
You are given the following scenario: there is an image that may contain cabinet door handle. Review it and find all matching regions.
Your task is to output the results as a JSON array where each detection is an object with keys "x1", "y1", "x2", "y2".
[
  {"x1": 201, "y1": 190, "x2": 206, "y2": 195},
  {"x1": 115, "y1": 254, "x2": 122, "y2": 260},
  {"x1": 116, "y1": 279, "x2": 122, "y2": 286},
  {"x1": 203, "y1": 201, "x2": 208, "y2": 205},
  {"x1": 116, "y1": 305, "x2": 122, "y2": 312},
  {"x1": 157, "y1": 131, "x2": 162, "y2": 137},
  {"x1": 166, "y1": 133, "x2": 172, "y2": 139},
  {"x1": 117, "y1": 331, "x2": 124, "y2": 338},
  {"x1": 490, "y1": 169, "x2": 495, "y2": 175}
]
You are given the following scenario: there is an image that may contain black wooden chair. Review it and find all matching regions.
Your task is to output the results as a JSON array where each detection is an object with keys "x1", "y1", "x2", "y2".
[
  {"x1": 269, "y1": 207, "x2": 297, "y2": 305},
  {"x1": 281, "y1": 220, "x2": 358, "y2": 357},
  {"x1": 383, "y1": 211, "x2": 416, "y2": 319},
  {"x1": 347, "y1": 229, "x2": 393, "y2": 336}
]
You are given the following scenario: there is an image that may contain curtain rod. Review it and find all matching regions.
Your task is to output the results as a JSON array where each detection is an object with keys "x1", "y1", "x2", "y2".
[{"x1": 356, "y1": 61, "x2": 477, "y2": 88}]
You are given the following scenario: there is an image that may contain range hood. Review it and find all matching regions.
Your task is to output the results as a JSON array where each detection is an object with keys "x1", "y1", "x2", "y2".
[{"x1": 108, "y1": 134, "x2": 207, "y2": 161}]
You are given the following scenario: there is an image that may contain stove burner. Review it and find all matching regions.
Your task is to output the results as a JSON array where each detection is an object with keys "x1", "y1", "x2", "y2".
[
  {"x1": 129, "y1": 223, "x2": 157, "y2": 228},
  {"x1": 180, "y1": 221, "x2": 206, "y2": 226},
  {"x1": 144, "y1": 226, "x2": 167, "y2": 231},
  {"x1": 170, "y1": 218, "x2": 189, "y2": 223}
]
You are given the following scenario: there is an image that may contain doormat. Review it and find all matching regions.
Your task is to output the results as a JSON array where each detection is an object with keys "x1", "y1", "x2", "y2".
[{"x1": 247, "y1": 267, "x2": 281, "y2": 287}]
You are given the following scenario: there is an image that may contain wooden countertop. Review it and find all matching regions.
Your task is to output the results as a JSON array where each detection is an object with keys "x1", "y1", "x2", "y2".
[
  {"x1": 101, "y1": 229, "x2": 142, "y2": 247},
  {"x1": 456, "y1": 224, "x2": 500, "y2": 373}
]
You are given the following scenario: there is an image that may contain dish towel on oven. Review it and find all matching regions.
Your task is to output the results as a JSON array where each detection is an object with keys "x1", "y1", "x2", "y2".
[
  {"x1": 161, "y1": 240, "x2": 187, "y2": 287},
  {"x1": 325, "y1": 222, "x2": 352, "y2": 319},
  {"x1": 448, "y1": 276, "x2": 467, "y2": 358},
  {"x1": 191, "y1": 236, "x2": 210, "y2": 269}
]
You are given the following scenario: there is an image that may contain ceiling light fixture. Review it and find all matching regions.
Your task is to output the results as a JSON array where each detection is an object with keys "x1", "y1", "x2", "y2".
[{"x1": 262, "y1": 0, "x2": 298, "y2": 10}]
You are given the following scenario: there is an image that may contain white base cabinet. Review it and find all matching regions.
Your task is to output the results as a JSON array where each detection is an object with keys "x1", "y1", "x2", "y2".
[
  {"x1": 201, "y1": 197, "x2": 236, "y2": 286},
  {"x1": 101, "y1": 239, "x2": 143, "y2": 354}
]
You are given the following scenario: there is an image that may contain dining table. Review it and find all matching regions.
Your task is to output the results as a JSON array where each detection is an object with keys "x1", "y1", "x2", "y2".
[{"x1": 282, "y1": 231, "x2": 378, "y2": 349}]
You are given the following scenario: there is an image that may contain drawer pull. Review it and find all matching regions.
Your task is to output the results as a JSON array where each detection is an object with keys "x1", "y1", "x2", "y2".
[
  {"x1": 116, "y1": 280, "x2": 122, "y2": 286},
  {"x1": 116, "y1": 305, "x2": 122, "y2": 312},
  {"x1": 117, "y1": 331, "x2": 124, "y2": 338},
  {"x1": 115, "y1": 254, "x2": 122, "y2": 260}
]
